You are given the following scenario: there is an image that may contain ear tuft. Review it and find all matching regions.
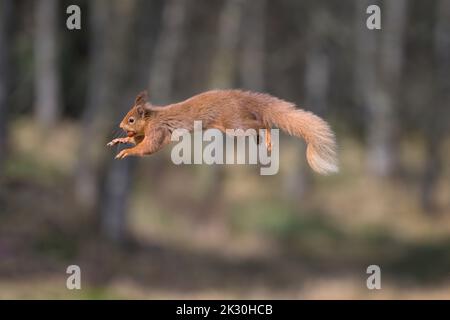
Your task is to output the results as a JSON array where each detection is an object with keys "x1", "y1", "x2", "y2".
[{"x1": 135, "y1": 90, "x2": 148, "y2": 106}]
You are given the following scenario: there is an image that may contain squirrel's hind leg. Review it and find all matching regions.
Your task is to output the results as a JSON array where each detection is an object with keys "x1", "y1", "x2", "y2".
[{"x1": 265, "y1": 128, "x2": 272, "y2": 152}]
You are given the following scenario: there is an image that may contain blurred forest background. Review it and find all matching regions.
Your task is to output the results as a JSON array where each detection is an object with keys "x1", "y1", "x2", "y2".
[{"x1": 1, "y1": 0, "x2": 450, "y2": 299}]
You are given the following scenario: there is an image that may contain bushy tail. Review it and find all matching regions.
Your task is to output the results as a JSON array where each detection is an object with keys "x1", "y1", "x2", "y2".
[{"x1": 263, "y1": 101, "x2": 338, "y2": 174}]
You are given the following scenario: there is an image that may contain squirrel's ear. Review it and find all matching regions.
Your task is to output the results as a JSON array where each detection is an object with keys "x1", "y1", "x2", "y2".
[{"x1": 135, "y1": 90, "x2": 148, "y2": 106}]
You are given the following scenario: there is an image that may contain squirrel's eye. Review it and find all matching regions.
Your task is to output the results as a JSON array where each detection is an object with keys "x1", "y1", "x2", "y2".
[{"x1": 128, "y1": 117, "x2": 135, "y2": 124}]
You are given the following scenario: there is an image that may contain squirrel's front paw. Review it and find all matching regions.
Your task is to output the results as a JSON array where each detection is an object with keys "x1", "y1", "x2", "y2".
[
  {"x1": 115, "y1": 149, "x2": 131, "y2": 159},
  {"x1": 107, "y1": 139, "x2": 119, "y2": 147},
  {"x1": 107, "y1": 138, "x2": 126, "y2": 147}
]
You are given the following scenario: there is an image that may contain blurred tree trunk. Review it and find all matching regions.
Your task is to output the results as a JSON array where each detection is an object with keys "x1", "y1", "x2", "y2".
[
  {"x1": 99, "y1": 1, "x2": 139, "y2": 244},
  {"x1": 34, "y1": 0, "x2": 61, "y2": 128},
  {"x1": 201, "y1": 0, "x2": 245, "y2": 216},
  {"x1": 0, "y1": 0, "x2": 13, "y2": 173},
  {"x1": 305, "y1": 9, "x2": 330, "y2": 118},
  {"x1": 75, "y1": 0, "x2": 137, "y2": 243},
  {"x1": 374, "y1": 0, "x2": 407, "y2": 176},
  {"x1": 210, "y1": 0, "x2": 244, "y2": 88},
  {"x1": 149, "y1": 0, "x2": 189, "y2": 105},
  {"x1": 354, "y1": 0, "x2": 377, "y2": 126},
  {"x1": 75, "y1": 0, "x2": 114, "y2": 209},
  {"x1": 355, "y1": 0, "x2": 407, "y2": 177},
  {"x1": 240, "y1": 0, "x2": 265, "y2": 92},
  {"x1": 421, "y1": 0, "x2": 450, "y2": 213},
  {"x1": 101, "y1": 153, "x2": 134, "y2": 243}
]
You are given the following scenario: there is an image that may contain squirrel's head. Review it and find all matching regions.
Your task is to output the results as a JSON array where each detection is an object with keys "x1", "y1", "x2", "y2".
[{"x1": 120, "y1": 91, "x2": 152, "y2": 137}]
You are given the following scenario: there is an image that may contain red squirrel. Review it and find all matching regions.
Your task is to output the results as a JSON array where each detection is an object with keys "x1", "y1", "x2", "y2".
[{"x1": 107, "y1": 90, "x2": 338, "y2": 174}]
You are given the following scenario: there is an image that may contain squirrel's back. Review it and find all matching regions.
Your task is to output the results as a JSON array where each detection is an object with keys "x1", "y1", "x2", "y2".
[{"x1": 173, "y1": 89, "x2": 339, "y2": 174}]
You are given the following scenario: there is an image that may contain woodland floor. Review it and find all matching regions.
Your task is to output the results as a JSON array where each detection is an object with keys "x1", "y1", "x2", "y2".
[{"x1": 1, "y1": 120, "x2": 450, "y2": 299}]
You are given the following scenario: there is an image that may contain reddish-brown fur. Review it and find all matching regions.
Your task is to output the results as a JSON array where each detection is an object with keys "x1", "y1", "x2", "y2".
[{"x1": 107, "y1": 90, "x2": 338, "y2": 174}]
